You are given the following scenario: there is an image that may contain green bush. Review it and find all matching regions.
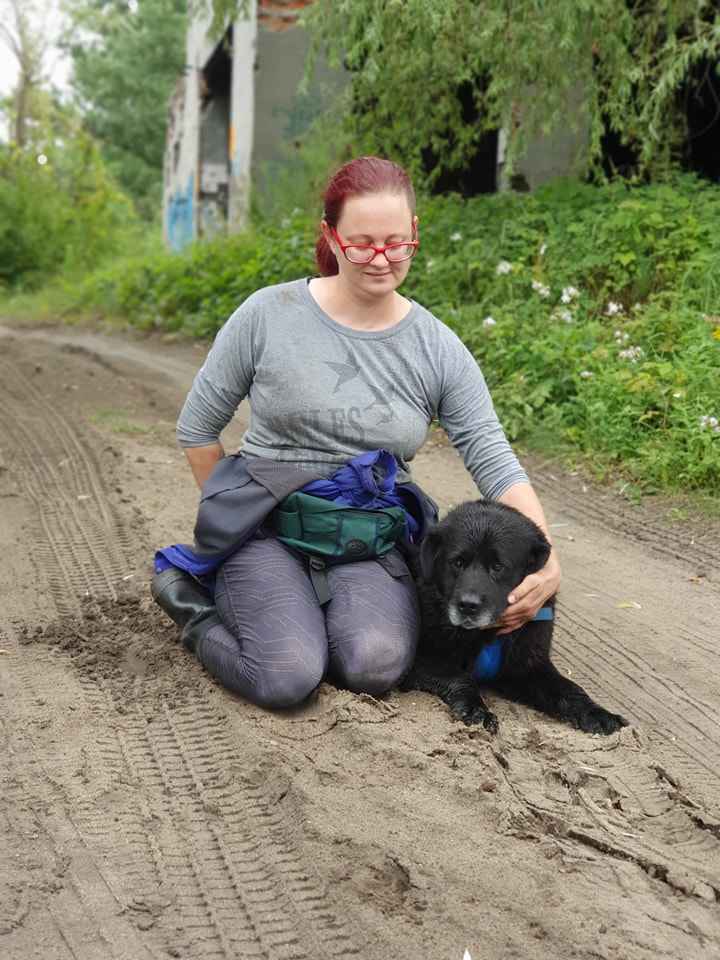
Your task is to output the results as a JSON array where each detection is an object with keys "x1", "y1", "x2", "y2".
[
  {"x1": 0, "y1": 135, "x2": 138, "y2": 290},
  {"x1": 71, "y1": 211, "x2": 317, "y2": 337},
  {"x1": 63, "y1": 173, "x2": 720, "y2": 493}
]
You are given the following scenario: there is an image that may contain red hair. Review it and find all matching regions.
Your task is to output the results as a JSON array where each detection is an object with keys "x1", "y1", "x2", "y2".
[{"x1": 315, "y1": 156, "x2": 416, "y2": 277}]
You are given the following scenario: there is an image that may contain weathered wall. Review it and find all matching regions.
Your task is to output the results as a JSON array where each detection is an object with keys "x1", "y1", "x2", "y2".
[
  {"x1": 252, "y1": 21, "x2": 346, "y2": 205},
  {"x1": 164, "y1": 0, "x2": 346, "y2": 248},
  {"x1": 164, "y1": 16, "x2": 213, "y2": 250},
  {"x1": 228, "y1": 12, "x2": 256, "y2": 232},
  {"x1": 163, "y1": 75, "x2": 195, "y2": 251},
  {"x1": 511, "y1": 85, "x2": 589, "y2": 190}
]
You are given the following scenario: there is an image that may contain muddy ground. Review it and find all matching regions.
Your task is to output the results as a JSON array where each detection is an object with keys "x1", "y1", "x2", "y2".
[{"x1": 0, "y1": 321, "x2": 719, "y2": 960}]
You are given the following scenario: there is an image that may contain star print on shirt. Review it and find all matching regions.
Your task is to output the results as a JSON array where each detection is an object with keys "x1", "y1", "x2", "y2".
[
  {"x1": 323, "y1": 345, "x2": 361, "y2": 394},
  {"x1": 363, "y1": 382, "x2": 398, "y2": 423}
]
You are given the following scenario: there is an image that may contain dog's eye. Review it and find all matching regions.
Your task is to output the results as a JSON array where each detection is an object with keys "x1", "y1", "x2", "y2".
[
  {"x1": 491, "y1": 561, "x2": 504, "y2": 575},
  {"x1": 451, "y1": 556, "x2": 465, "y2": 570}
]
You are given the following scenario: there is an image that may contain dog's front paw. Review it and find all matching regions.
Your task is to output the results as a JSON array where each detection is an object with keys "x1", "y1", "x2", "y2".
[
  {"x1": 450, "y1": 698, "x2": 499, "y2": 733},
  {"x1": 575, "y1": 706, "x2": 628, "y2": 735},
  {"x1": 471, "y1": 707, "x2": 499, "y2": 734}
]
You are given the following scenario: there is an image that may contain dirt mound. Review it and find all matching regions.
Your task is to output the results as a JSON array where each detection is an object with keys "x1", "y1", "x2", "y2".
[{"x1": 20, "y1": 591, "x2": 212, "y2": 708}]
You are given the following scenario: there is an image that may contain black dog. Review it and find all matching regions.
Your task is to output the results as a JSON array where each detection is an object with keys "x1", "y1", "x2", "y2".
[{"x1": 401, "y1": 500, "x2": 627, "y2": 736}]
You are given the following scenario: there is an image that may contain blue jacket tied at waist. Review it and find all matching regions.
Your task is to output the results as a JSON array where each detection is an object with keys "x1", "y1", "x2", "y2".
[{"x1": 154, "y1": 450, "x2": 434, "y2": 589}]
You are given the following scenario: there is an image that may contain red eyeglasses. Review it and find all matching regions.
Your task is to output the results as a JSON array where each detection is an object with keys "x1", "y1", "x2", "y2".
[{"x1": 330, "y1": 226, "x2": 419, "y2": 264}]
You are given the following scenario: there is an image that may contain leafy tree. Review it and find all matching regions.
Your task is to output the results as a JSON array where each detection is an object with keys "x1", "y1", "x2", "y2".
[
  {"x1": 0, "y1": 0, "x2": 49, "y2": 146},
  {"x1": 0, "y1": 113, "x2": 137, "y2": 288},
  {"x1": 63, "y1": 0, "x2": 187, "y2": 217}
]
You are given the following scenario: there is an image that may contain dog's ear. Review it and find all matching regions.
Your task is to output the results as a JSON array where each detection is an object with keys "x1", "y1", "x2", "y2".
[
  {"x1": 418, "y1": 529, "x2": 441, "y2": 581},
  {"x1": 526, "y1": 528, "x2": 552, "y2": 575}
]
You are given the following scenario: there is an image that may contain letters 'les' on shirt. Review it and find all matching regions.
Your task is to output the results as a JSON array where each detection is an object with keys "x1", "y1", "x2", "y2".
[{"x1": 176, "y1": 278, "x2": 529, "y2": 500}]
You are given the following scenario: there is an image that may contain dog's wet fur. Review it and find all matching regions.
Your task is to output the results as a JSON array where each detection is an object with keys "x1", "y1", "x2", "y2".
[{"x1": 401, "y1": 500, "x2": 627, "y2": 735}]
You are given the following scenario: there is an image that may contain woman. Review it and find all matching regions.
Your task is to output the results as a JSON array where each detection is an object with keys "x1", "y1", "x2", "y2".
[{"x1": 152, "y1": 156, "x2": 561, "y2": 708}]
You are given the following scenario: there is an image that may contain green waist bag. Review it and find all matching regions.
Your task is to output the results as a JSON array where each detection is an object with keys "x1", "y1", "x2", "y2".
[
  {"x1": 272, "y1": 491, "x2": 407, "y2": 562},
  {"x1": 270, "y1": 492, "x2": 407, "y2": 603}
]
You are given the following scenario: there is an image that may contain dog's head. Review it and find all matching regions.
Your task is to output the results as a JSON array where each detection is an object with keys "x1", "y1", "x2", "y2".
[{"x1": 418, "y1": 500, "x2": 551, "y2": 630}]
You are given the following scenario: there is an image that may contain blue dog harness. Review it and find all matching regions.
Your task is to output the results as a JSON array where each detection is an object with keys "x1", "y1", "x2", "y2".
[{"x1": 472, "y1": 606, "x2": 554, "y2": 682}]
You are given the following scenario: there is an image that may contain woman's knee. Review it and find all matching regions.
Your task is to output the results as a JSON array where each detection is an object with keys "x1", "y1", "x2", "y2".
[
  {"x1": 197, "y1": 620, "x2": 327, "y2": 709},
  {"x1": 333, "y1": 626, "x2": 416, "y2": 696},
  {"x1": 253, "y1": 656, "x2": 326, "y2": 708}
]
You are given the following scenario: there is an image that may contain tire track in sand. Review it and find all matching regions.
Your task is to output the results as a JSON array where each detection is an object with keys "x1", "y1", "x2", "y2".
[
  {"x1": 0, "y1": 358, "x2": 131, "y2": 613},
  {"x1": 72, "y1": 675, "x2": 359, "y2": 960},
  {"x1": 531, "y1": 467, "x2": 719, "y2": 582},
  {"x1": 0, "y1": 346, "x2": 359, "y2": 959}
]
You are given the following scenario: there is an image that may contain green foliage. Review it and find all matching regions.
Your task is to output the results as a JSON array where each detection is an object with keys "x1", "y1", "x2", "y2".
[
  {"x1": 0, "y1": 128, "x2": 139, "y2": 289},
  {"x1": 70, "y1": 209, "x2": 316, "y2": 336},
  {"x1": 63, "y1": 0, "x2": 187, "y2": 218},
  {"x1": 61, "y1": 174, "x2": 720, "y2": 493},
  {"x1": 403, "y1": 174, "x2": 720, "y2": 491},
  {"x1": 295, "y1": 0, "x2": 719, "y2": 186}
]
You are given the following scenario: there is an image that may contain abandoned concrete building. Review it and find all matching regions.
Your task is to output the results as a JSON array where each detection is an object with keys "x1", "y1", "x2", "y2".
[{"x1": 163, "y1": 0, "x2": 324, "y2": 251}]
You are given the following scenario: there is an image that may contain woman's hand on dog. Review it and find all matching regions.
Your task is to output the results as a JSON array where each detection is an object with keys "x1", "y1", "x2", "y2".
[{"x1": 496, "y1": 548, "x2": 562, "y2": 635}]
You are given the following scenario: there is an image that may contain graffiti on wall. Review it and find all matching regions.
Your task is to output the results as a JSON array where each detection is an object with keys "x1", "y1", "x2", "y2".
[{"x1": 167, "y1": 173, "x2": 195, "y2": 252}]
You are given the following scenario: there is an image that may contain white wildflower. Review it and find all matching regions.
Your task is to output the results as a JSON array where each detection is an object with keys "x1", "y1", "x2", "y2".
[
  {"x1": 280, "y1": 217, "x2": 291, "y2": 228},
  {"x1": 613, "y1": 330, "x2": 630, "y2": 343},
  {"x1": 426, "y1": 259, "x2": 435, "y2": 271},
  {"x1": 579, "y1": 370, "x2": 593, "y2": 379},
  {"x1": 450, "y1": 232, "x2": 462, "y2": 242},
  {"x1": 482, "y1": 316, "x2": 497, "y2": 328},
  {"x1": 605, "y1": 301, "x2": 624, "y2": 316},
  {"x1": 539, "y1": 243, "x2": 547, "y2": 256},
  {"x1": 496, "y1": 260, "x2": 512, "y2": 275},
  {"x1": 699, "y1": 415, "x2": 720, "y2": 434},
  {"x1": 37, "y1": 154, "x2": 48, "y2": 166},
  {"x1": 532, "y1": 280, "x2": 550, "y2": 298},
  {"x1": 618, "y1": 346, "x2": 644, "y2": 363},
  {"x1": 633, "y1": 302, "x2": 642, "y2": 312},
  {"x1": 672, "y1": 392, "x2": 682, "y2": 399},
  {"x1": 561, "y1": 286, "x2": 579, "y2": 304}
]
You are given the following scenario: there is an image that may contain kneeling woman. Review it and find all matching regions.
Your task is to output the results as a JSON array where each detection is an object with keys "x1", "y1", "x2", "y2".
[{"x1": 152, "y1": 156, "x2": 561, "y2": 708}]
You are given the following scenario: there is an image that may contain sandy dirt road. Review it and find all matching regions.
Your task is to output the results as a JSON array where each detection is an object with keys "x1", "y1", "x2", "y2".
[{"x1": 0, "y1": 322, "x2": 719, "y2": 960}]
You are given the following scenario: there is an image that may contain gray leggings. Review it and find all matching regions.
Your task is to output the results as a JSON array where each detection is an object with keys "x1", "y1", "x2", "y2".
[{"x1": 196, "y1": 534, "x2": 420, "y2": 708}]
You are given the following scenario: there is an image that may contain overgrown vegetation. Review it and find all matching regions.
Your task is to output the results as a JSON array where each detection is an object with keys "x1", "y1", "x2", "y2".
[
  {"x1": 62, "y1": 0, "x2": 187, "y2": 218},
  {"x1": 2, "y1": 2, "x2": 718, "y2": 497},
  {"x1": 305, "y1": 1, "x2": 719, "y2": 187},
  {"x1": 0, "y1": 130, "x2": 140, "y2": 289},
  {"x1": 46, "y1": 173, "x2": 720, "y2": 494}
]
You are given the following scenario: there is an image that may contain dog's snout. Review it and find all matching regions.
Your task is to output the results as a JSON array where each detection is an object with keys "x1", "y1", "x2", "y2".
[{"x1": 457, "y1": 595, "x2": 483, "y2": 616}]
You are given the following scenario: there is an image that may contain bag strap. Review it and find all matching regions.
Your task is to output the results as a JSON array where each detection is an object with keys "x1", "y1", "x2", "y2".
[{"x1": 308, "y1": 556, "x2": 331, "y2": 606}]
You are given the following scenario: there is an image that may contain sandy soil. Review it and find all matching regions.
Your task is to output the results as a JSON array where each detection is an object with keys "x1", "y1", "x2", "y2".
[{"x1": 0, "y1": 321, "x2": 719, "y2": 960}]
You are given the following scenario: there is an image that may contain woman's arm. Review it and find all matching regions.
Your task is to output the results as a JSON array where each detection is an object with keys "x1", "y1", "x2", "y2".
[
  {"x1": 496, "y1": 481, "x2": 562, "y2": 635},
  {"x1": 184, "y1": 442, "x2": 225, "y2": 489},
  {"x1": 177, "y1": 300, "x2": 258, "y2": 485}
]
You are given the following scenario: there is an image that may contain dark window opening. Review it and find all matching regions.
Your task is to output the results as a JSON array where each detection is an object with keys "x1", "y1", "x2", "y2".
[
  {"x1": 423, "y1": 80, "x2": 498, "y2": 196},
  {"x1": 681, "y1": 57, "x2": 720, "y2": 183},
  {"x1": 199, "y1": 27, "x2": 233, "y2": 236}
]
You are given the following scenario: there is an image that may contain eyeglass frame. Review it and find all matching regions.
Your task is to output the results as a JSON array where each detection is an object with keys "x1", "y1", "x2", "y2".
[{"x1": 328, "y1": 225, "x2": 419, "y2": 264}]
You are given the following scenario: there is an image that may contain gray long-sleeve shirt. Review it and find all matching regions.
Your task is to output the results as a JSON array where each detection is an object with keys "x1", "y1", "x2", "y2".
[{"x1": 176, "y1": 278, "x2": 529, "y2": 499}]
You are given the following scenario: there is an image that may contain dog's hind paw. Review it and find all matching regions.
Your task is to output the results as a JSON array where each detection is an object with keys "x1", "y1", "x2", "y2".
[{"x1": 575, "y1": 706, "x2": 628, "y2": 735}]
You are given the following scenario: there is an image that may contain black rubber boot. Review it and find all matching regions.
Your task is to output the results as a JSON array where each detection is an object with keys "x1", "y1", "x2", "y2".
[{"x1": 151, "y1": 568, "x2": 221, "y2": 654}]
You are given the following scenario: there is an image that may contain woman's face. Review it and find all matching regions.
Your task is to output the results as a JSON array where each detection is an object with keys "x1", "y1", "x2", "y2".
[{"x1": 324, "y1": 191, "x2": 418, "y2": 297}]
